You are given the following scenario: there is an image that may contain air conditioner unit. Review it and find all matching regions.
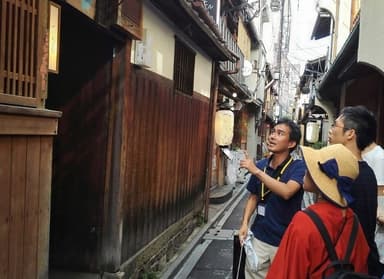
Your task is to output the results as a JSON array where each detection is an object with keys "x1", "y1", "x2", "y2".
[{"x1": 133, "y1": 29, "x2": 151, "y2": 68}]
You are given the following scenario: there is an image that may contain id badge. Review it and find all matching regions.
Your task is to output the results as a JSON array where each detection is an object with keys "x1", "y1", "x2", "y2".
[{"x1": 257, "y1": 204, "x2": 266, "y2": 216}]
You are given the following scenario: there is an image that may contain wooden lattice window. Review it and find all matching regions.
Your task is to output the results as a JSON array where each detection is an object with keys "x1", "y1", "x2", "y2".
[
  {"x1": 0, "y1": 0, "x2": 47, "y2": 108},
  {"x1": 173, "y1": 38, "x2": 195, "y2": 95}
]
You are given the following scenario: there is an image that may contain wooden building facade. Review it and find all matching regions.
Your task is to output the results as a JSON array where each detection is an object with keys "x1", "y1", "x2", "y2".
[
  {"x1": 1, "y1": 0, "x2": 259, "y2": 278},
  {"x1": 47, "y1": 0, "x2": 236, "y2": 278},
  {"x1": 0, "y1": 0, "x2": 61, "y2": 278}
]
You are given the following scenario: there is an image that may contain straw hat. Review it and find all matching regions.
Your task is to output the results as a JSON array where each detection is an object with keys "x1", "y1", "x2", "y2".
[{"x1": 300, "y1": 144, "x2": 359, "y2": 208}]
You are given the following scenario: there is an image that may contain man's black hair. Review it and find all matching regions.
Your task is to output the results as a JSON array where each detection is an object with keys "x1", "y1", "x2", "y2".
[
  {"x1": 273, "y1": 117, "x2": 301, "y2": 152},
  {"x1": 340, "y1": 106, "x2": 377, "y2": 151}
]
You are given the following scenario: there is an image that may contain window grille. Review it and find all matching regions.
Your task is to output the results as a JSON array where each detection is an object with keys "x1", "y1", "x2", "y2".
[
  {"x1": 173, "y1": 38, "x2": 195, "y2": 95},
  {"x1": 0, "y1": 0, "x2": 46, "y2": 107}
]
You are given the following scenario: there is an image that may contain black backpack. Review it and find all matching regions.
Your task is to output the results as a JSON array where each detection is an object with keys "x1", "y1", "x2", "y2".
[{"x1": 303, "y1": 209, "x2": 378, "y2": 279}]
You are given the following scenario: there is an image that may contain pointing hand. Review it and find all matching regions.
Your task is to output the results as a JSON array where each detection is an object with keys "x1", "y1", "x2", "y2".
[{"x1": 240, "y1": 151, "x2": 259, "y2": 174}]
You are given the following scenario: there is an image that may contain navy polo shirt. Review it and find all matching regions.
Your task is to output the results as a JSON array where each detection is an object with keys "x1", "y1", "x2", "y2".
[{"x1": 247, "y1": 156, "x2": 306, "y2": 246}]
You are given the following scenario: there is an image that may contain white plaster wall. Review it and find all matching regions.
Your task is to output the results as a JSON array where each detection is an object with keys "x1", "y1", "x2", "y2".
[
  {"x1": 194, "y1": 55, "x2": 212, "y2": 98},
  {"x1": 358, "y1": 0, "x2": 384, "y2": 74},
  {"x1": 138, "y1": 4, "x2": 175, "y2": 79},
  {"x1": 335, "y1": 0, "x2": 352, "y2": 55},
  {"x1": 132, "y1": 3, "x2": 213, "y2": 98}
]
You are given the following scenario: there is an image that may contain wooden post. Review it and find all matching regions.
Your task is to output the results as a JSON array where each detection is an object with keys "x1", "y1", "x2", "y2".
[{"x1": 204, "y1": 62, "x2": 219, "y2": 221}]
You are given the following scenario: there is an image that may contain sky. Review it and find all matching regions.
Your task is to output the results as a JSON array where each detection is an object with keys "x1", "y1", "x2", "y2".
[{"x1": 288, "y1": 0, "x2": 331, "y2": 74}]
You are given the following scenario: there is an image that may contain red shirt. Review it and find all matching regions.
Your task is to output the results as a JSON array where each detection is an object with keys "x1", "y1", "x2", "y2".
[{"x1": 267, "y1": 202, "x2": 369, "y2": 279}]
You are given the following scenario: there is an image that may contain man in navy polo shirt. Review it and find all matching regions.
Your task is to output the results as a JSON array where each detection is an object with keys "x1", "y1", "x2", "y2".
[{"x1": 239, "y1": 118, "x2": 305, "y2": 279}]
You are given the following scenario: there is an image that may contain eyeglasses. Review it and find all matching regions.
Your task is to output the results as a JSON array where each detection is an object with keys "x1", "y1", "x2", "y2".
[{"x1": 331, "y1": 123, "x2": 350, "y2": 131}]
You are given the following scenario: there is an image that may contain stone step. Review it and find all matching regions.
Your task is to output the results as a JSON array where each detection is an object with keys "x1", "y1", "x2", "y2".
[{"x1": 209, "y1": 185, "x2": 234, "y2": 204}]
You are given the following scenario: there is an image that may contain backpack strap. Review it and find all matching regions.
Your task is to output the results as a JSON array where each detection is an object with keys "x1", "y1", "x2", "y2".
[
  {"x1": 343, "y1": 213, "x2": 359, "y2": 262},
  {"x1": 303, "y1": 208, "x2": 359, "y2": 262},
  {"x1": 303, "y1": 209, "x2": 339, "y2": 261}
]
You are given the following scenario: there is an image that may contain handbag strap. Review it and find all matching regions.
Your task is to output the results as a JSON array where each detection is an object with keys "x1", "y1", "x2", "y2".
[{"x1": 303, "y1": 208, "x2": 359, "y2": 262}]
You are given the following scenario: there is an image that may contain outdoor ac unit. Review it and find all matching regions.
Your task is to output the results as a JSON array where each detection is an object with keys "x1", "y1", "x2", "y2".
[{"x1": 133, "y1": 29, "x2": 151, "y2": 68}]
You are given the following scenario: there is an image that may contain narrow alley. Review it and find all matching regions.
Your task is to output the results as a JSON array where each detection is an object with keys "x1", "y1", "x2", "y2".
[
  {"x1": 162, "y1": 182, "x2": 248, "y2": 279},
  {"x1": 1, "y1": 0, "x2": 384, "y2": 278}
]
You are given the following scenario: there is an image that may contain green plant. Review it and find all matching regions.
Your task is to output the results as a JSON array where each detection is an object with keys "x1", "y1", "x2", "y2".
[
  {"x1": 195, "y1": 212, "x2": 205, "y2": 227},
  {"x1": 311, "y1": 141, "x2": 327, "y2": 149},
  {"x1": 139, "y1": 271, "x2": 158, "y2": 279}
]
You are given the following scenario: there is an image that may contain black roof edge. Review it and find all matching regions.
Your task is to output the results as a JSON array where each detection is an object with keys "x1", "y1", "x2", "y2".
[{"x1": 317, "y1": 21, "x2": 360, "y2": 98}]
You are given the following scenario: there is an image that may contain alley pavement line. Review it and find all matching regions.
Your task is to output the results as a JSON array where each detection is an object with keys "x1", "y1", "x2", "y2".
[
  {"x1": 204, "y1": 229, "x2": 236, "y2": 240},
  {"x1": 160, "y1": 185, "x2": 248, "y2": 279}
]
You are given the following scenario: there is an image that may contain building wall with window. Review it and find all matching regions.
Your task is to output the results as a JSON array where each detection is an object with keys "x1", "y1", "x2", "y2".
[{"x1": 134, "y1": 4, "x2": 213, "y2": 98}]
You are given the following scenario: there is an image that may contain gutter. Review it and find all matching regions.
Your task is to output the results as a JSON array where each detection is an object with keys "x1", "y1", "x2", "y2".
[
  {"x1": 189, "y1": 0, "x2": 224, "y2": 42},
  {"x1": 179, "y1": 0, "x2": 236, "y2": 62}
]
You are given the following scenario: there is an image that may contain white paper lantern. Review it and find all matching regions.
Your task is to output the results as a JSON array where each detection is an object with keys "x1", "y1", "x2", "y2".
[
  {"x1": 306, "y1": 122, "x2": 320, "y2": 143},
  {"x1": 215, "y1": 110, "x2": 234, "y2": 146}
]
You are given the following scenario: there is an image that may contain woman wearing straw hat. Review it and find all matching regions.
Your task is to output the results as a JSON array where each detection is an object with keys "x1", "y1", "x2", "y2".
[{"x1": 266, "y1": 144, "x2": 370, "y2": 278}]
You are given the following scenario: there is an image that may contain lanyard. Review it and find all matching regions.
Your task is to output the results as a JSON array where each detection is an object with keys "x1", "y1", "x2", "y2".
[{"x1": 261, "y1": 156, "x2": 293, "y2": 201}]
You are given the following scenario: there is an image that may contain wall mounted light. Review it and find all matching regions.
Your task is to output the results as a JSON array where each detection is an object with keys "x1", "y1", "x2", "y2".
[{"x1": 48, "y1": 2, "x2": 61, "y2": 73}]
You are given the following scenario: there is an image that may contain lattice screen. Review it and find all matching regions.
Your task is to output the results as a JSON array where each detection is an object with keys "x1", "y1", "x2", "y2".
[{"x1": 0, "y1": 0, "x2": 46, "y2": 107}]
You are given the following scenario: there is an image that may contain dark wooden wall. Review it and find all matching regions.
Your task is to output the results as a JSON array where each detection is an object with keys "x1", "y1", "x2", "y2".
[
  {"x1": 47, "y1": 5, "x2": 114, "y2": 271},
  {"x1": 47, "y1": 4, "x2": 211, "y2": 272},
  {"x1": 121, "y1": 67, "x2": 210, "y2": 260},
  {"x1": 345, "y1": 72, "x2": 384, "y2": 146}
]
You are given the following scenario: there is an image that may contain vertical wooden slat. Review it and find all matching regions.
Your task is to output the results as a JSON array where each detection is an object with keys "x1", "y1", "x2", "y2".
[
  {"x1": 177, "y1": 95, "x2": 186, "y2": 217},
  {"x1": 28, "y1": 0, "x2": 36, "y2": 98},
  {"x1": 124, "y1": 66, "x2": 137, "y2": 258},
  {"x1": 6, "y1": 0, "x2": 14, "y2": 94},
  {"x1": 139, "y1": 77, "x2": 150, "y2": 246},
  {"x1": 17, "y1": 0, "x2": 25, "y2": 95},
  {"x1": 154, "y1": 83, "x2": 165, "y2": 235},
  {"x1": 0, "y1": 0, "x2": 7, "y2": 93},
  {"x1": 0, "y1": 137, "x2": 11, "y2": 279},
  {"x1": 146, "y1": 80, "x2": 156, "y2": 242},
  {"x1": 11, "y1": 0, "x2": 19, "y2": 96},
  {"x1": 25, "y1": 0, "x2": 32, "y2": 97},
  {"x1": 132, "y1": 73, "x2": 143, "y2": 252},
  {"x1": 165, "y1": 88, "x2": 174, "y2": 225},
  {"x1": 169, "y1": 92, "x2": 178, "y2": 224},
  {"x1": 23, "y1": 137, "x2": 40, "y2": 278},
  {"x1": 9, "y1": 137, "x2": 27, "y2": 279},
  {"x1": 36, "y1": 136, "x2": 52, "y2": 278}
]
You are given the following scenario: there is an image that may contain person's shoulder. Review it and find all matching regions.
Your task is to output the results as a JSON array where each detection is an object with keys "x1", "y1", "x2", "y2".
[
  {"x1": 290, "y1": 158, "x2": 306, "y2": 169},
  {"x1": 356, "y1": 161, "x2": 377, "y2": 185},
  {"x1": 289, "y1": 210, "x2": 317, "y2": 235},
  {"x1": 256, "y1": 157, "x2": 269, "y2": 167},
  {"x1": 375, "y1": 145, "x2": 384, "y2": 157},
  {"x1": 359, "y1": 161, "x2": 376, "y2": 175}
]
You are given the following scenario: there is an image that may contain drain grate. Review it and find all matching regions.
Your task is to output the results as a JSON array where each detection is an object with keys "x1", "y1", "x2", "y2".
[{"x1": 203, "y1": 229, "x2": 236, "y2": 240}]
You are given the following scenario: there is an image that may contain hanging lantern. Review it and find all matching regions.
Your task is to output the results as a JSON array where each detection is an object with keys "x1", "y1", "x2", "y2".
[
  {"x1": 306, "y1": 122, "x2": 320, "y2": 143},
  {"x1": 215, "y1": 110, "x2": 234, "y2": 146}
]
